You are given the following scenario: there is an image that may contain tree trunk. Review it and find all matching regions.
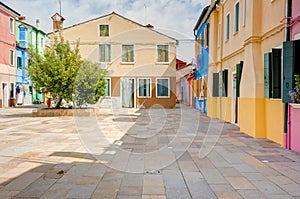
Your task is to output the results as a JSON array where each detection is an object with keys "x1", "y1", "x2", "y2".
[{"x1": 55, "y1": 97, "x2": 63, "y2": 109}]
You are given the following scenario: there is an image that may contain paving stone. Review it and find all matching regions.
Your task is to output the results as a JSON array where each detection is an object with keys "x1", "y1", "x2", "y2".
[
  {"x1": 252, "y1": 180, "x2": 287, "y2": 195},
  {"x1": 237, "y1": 190, "x2": 267, "y2": 199},
  {"x1": 143, "y1": 175, "x2": 165, "y2": 195},
  {"x1": 163, "y1": 170, "x2": 190, "y2": 198},
  {"x1": 199, "y1": 168, "x2": 227, "y2": 184},
  {"x1": 3, "y1": 172, "x2": 43, "y2": 191},
  {"x1": 142, "y1": 195, "x2": 166, "y2": 199},
  {"x1": 209, "y1": 184, "x2": 243, "y2": 199},
  {"x1": 225, "y1": 176, "x2": 256, "y2": 190}
]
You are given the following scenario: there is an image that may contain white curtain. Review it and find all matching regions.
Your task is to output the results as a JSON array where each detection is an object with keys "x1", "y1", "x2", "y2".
[{"x1": 122, "y1": 78, "x2": 133, "y2": 108}]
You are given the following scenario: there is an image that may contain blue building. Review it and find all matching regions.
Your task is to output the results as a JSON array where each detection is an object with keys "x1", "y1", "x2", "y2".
[{"x1": 193, "y1": 6, "x2": 210, "y2": 114}]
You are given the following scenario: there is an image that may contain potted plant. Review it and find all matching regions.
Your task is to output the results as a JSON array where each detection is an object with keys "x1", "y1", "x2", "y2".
[{"x1": 288, "y1": 75, "x2": 300, "y2": 153}]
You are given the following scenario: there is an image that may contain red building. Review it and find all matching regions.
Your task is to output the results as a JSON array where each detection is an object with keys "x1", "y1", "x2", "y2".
[{"x1": 0, "y1": 2, "x2": 20, "y2": 107}]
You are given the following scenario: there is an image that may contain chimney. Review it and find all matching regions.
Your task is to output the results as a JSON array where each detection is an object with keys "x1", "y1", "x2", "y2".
[
  {"x1": 145, "y1": 24, "x2": 154, "y2": 29},
  {"x1": 18, "y1": 16, "x2": 26, "y2": 21},
  {"x1": 36, "y1": 19, "x2": 40, "y2": 30},
  {"x1": 51, "y1": 12, "x2": 65, "y2": 32}
]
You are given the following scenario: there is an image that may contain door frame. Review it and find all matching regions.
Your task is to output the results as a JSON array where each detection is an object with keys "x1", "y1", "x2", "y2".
[
  {"x1": 2, "y1": 82, "x2": 9, "y2": 107},
  {"x1": 232, "y1": 73, "x2": 237, "y2": 124},
  {"x1": 120, "y1": 78, "x2": 136, "y2": 108}
]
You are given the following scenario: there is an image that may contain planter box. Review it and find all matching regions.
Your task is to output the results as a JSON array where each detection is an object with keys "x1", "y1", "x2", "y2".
[
  {"x1": 32, "y1": 108, "x2": 99, "y2": 117},
  {"x1": 287, "y1": 104, "x2": 300, "y2": 153}
]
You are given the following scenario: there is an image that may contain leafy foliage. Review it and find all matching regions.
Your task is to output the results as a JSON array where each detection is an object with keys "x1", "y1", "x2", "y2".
[
  {"x1": 27, "y1": 34, "x2": 107, "y2": 108},
  {"x1": 74, "y1": 61, "x2": 106, "y2": 107},
  {"x1": 289, "y1": 75, "x2": 300, "y2": 103}
]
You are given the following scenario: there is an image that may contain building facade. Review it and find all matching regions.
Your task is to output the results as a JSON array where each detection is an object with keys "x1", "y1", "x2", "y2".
[
  {"x1": 194, "y1": 6, "x2": 210, "y2": 113},
  {"x1": 49, "y1": 12, "x2": 177, "y2": 109},
  {"x1": 15, "y1": 19, "x2": 47, "y2": 105},
  {"x1": 206, "y1": 0, "x2": 286, "y2": 145},
  {"x1": 0, "y1": 2, "x2": 20, "y2": 107}
]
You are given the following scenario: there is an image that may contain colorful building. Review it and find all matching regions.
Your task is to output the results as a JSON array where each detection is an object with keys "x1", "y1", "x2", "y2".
[
  {"x1": 193, "y1": 5, "x2": 211, "y2": 114},
  {"x1": 16, "y1": 18, "x2": 47, "y2": 105},
  {"x1": 48, "y1": 12, "x2": 177, "y2": 109},
  {"x1": 0, "y1": 2, "x2": 20, "y2": 107},
  {"x1": 283, "y1": 0, "x2": 300, "y2": 152},
  {"x1": 206, "y1": 0, "x2": 286, "y2": 146}
]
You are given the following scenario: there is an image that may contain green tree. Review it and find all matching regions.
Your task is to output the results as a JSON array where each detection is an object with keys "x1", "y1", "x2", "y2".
[
  {"x1": 74, "y1": 60, "x2": 107, "y2": 107},
  {"x1": 27, "y1": 35, "x2": 82, "y2": 108}
]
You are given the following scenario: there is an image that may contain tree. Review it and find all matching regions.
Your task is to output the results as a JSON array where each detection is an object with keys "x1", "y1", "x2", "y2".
[
  {"x1": 27, "y1": 35, "x2": 107, "y2": 108},
  {"x1": 28, "y1": 35, "x2": 81, "y2": 108},
  {"x1": 74, "y1": 60, "x2": 107, "y2": 107}
]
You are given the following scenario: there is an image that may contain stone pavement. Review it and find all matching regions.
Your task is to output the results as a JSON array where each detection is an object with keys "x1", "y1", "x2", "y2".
[{"x1": 0, "y1": 105, "x2": 300, "y2": 199}]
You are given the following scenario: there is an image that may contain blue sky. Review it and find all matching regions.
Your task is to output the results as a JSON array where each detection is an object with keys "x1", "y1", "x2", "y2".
[{"x1": 2, "y1": 0, "x2": 210, "y2": 61}]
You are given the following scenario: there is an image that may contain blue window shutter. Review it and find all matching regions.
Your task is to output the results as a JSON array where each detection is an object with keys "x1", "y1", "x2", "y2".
[{"x1": 264, "y1": 52, "x2": 272, "y2": 98}]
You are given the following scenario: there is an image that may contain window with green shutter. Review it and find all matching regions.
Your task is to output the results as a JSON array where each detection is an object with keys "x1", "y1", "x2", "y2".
[
  {"x1": 236, "y1": 61, "x2": 243, "y2": 97},
  {"x1": 222, "y1": 69, "x2": 228, "y2": 97},
  {"x1": 271, "y1": 49, "x2": 282, "y2": 99},
  {"x1": 264, "y1": 52, "x2": 272, "y2": 98},
  {"x1": 213, "y1": 73, "x2": 219, "y2": 97}
]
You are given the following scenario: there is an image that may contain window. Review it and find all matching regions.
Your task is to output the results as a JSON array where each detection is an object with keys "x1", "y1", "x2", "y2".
[
  {"x1": 218, "y1": 24, "x2": 221, "y2": 47},
  {"x1": 17, "y1": 57, "x2": 22, "y2": 69},
  {"x1": 99, "y1": 44, "x2": 111, "y2": 62},
  {"x1": 99, "y1": 25, "x2": 109, "y2": 37},
  {"x1": 157, "y1": 45, "x2": 169, "y2": 63},
  {"x1": 138, "y1": 78, "x2": 151, "y2": 97},
  {"x1": 10, "y1": 50, "x2": 14, "y2": 66},
  {"x1": 226, "y1": 13, "x2": 230, "y2": 41},
  {"x1": 243, "y1": 0, "x2": 246, "y2": 26},
  {"x1": 264, "y1": 49, "x2": 282, "y2": 99},
  {"x1": 122, "y1": 45, "x2": 134, "y2": 63},
  {"x1": 234, "y1": 2, "x2": 240, "y2": 33},
  {"x1": 104, "y1": 78, "x2": 111, "y2": 96},
  {"x1": 9, "y1": 18, "x2": 14, "y2": 34},
  {"x1": 41, "y1": 38, "x2": 44, "y2": 48},
  {"x1": 213, "y1": 73, "x2": 219, "y2": 97},
  {"x1": 156, "y1": 78, "x2": 169, "y2": 97},
  {"x1": 10, "y1": 83, "x2": 15, "y2": 98}
]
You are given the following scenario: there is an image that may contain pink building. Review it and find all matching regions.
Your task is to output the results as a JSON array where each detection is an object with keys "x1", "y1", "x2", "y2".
[
  {"x1": 0, "y1": 2, "x2": 20, "y2": 107},
  {"x1": 291, "y1": 0, "x2": 300, "y2": 40}
]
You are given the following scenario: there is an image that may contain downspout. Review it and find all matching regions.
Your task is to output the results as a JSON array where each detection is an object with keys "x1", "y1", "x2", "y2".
[{"x1": 284, "y1": 0, "x2": 292, "y2": 148}]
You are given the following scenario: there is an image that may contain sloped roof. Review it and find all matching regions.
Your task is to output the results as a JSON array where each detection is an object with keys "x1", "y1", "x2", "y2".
[
  {"x1": 47, "y1": 11, "x2": 176, "y2": 41},
  {"x1": 0, "y1": 2, "x2": 20, "y2": 17}
]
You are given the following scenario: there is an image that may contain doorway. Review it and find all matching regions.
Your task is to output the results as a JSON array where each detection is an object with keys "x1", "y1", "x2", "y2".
[
  {"x1": 121, "y1": 78, "x2": 135, "y2": 108},
  {"x1": 2, "y1": 83, "x2": 8, "y2": 107}
]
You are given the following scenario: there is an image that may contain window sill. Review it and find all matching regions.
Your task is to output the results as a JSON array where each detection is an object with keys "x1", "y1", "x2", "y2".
[
  {"x1": 121, "y1": 62, "x2": 135, "y2": 65},
  {"x1": 156, "y1": 62, "x2": 170, "y2": 65},
  {"x1": 233, "y1": 31, "x2": 239, "y2": 36},
  {"x1": 138, "y1": 96, "x2": 152, "y2": 98},
  {"x1": 156, "y1": 96, "x2": 170, "y2": 98}
]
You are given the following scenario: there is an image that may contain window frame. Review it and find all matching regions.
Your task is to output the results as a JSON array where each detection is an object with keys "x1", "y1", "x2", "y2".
[
  {"x1": 121, "y1": 44, "x2": 135, "y2": 64},
  {"x1": 104, "y1": 78, "x2": 111, "y2": 97},
  {"x1": 17, "y1": 56, "x2": 22, "y2": 70},
  {"x1": 156, "y1": 78, "x2": 170, "y2": 98},
  {"x1": 138, "y1": 78, "x2": 152, "y2": 98},
  {"x1": 156, "y1": 45, "x2": 170, "y2": 64},
  {"x1": 218, "y1": 23, "x2": 221, "y2": 47},
  {"x1": 9, "y1": 50, "x2": 14, "y2": 66},
  {"x1": 9, "y1": 17, "x2": 14, "y2": 34},
  {"x1": 99, "y1": 24, "x2": 109, "y2": 37},
  {"x1": 234, "y1": 1, "x2": 240, "y2": 34},
  {"x1": 225, "y1": 12, "x2": 230, "y2": 41},
  {"x1": 98, "y1": 44, "x2": 111, "y2": 63}
]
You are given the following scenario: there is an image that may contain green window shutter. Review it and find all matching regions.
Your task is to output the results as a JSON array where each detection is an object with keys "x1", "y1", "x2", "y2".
[
  {"x1": 219, "y1": 71, "x2": 223, "y2": 97},
  {"x1": 282, "y1": 41, "x2": 294, "y2": 102},
  {"x1": 264, "y1": 52, "x2": 272, "y2": 98},
  {"x1": 236, "y1": 61, "x2": 243, "y2": 97},
  {"x1": 271, "y1": 49, "x2": 282, "y2": 99},
  {"x1": 222, "y1": 69, "x2": 228, "y2": 97},
  {"x1": 213, "y1": 73, "x2": 219, "y2": 97}
]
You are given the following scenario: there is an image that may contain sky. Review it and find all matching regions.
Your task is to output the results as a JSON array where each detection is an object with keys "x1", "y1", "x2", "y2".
[{"x1": 2, "y1": 0, "x2": 211, "y2": 62}]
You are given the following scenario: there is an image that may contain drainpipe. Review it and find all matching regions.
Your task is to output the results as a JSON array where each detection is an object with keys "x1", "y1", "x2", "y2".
[{"x1": 284, "y1": 0, "x2": 292, "y2": 147}]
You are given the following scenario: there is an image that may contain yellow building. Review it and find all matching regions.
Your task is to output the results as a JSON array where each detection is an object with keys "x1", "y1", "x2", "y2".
[
  {"x1": 207, "y1": 0, "x2": 286, "y2": 145},
  {"x1": 48, "y1": 12, "x2": 177, "y2": 109}
]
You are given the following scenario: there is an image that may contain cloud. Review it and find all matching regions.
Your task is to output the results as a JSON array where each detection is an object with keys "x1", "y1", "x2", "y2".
[{"x1": 2, "y1": 0, "x2": 209, "y2": 61}]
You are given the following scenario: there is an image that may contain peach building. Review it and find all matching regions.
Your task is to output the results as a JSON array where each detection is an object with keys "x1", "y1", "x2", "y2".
[
  {"x1": 206, "y1": 0, "x2": 286, "y2": 145},
  {"x1": 48, "y1": 12, "x2": 177, "y2": 109}
]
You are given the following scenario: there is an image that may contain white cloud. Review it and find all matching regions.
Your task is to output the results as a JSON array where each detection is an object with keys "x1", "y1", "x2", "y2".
[{"x1": 2, "y1": 0, "x2": 209, "y2": 61}]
